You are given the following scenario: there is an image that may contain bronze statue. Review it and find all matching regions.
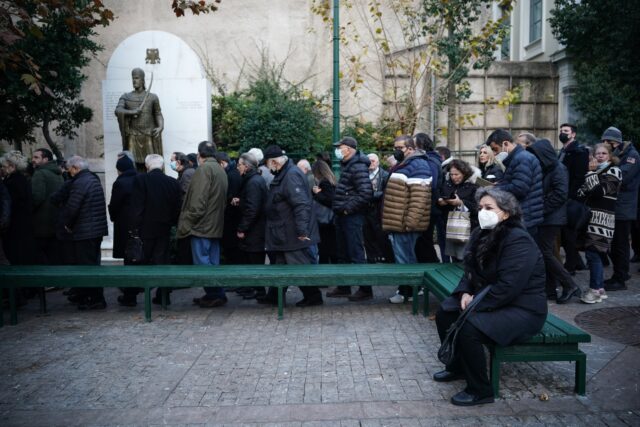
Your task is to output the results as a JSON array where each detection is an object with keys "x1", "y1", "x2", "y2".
[{"x1": 115, "y1": 68, "x2": 164, "y2": 171}]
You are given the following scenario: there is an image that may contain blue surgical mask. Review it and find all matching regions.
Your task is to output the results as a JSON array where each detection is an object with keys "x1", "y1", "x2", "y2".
[
  {"x1": 169, "y1": 160, "x2": 178, "y2": 171},
  {"x1": 597, "y1": 161, "x2": 610, "y2": 170},
  {"x1": 334, "y1": 148, "x2": 344, "y2": 160}
]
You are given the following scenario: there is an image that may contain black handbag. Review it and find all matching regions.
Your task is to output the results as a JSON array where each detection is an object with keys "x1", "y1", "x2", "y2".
[
  {"x1": 437, "y1": 286, "x2": 492, "y2": 366},
  {"x1": 124, "y1": 231, "x2": 144, "y2": 264}
]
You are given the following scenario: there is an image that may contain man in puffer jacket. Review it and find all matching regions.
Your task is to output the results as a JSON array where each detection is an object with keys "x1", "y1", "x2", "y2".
[
  {"x1": 488, "y1": 129, "x2": 543, "y2": 236},
  {"x1": 61, "y1": 156, "x2": 108, "y2": 310},
  {"x1": 384, "y1": 135, "x2": 433, "y2": 304},
  {"x1": 326, "y1": 137, "x2": 374, "y2": 301}
]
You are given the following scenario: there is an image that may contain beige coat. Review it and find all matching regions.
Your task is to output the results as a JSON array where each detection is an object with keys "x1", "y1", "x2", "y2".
[{"x1": 382, "y1": 173, "x2": 431, "y2": 232}]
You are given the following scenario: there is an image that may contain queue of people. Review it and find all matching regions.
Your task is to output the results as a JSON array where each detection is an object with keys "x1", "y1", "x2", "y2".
[{"x1": 0, "y1": 125, "x2": 637, "y2": 407}]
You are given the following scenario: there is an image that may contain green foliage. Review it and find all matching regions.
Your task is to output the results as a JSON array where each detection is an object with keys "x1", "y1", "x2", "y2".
[
  {"x1": 212, "y1": 67, "x2": 331, "y2": 156},
  {"x1": 0, "y1": 1, "x2": 112, "y2": 156},
  {"x1": 340, "y1": 118, "x2": 403, "y2": 153},
  {"x1": 550, "y1": 0, "x2": 640, "y2": 142}
]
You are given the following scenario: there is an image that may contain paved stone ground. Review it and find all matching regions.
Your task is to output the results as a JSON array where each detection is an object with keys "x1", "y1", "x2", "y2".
[{"x1": 0, "y1": 265, "x2": 639, "y2": 426}]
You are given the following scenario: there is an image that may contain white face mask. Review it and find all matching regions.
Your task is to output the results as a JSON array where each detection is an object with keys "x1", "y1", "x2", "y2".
[
  {"x1": 478, "y1": 209, "x2": 501, "y2": 230},
  {"x1": 334, "y1": 148, "x2": 344, "y2": 160}
]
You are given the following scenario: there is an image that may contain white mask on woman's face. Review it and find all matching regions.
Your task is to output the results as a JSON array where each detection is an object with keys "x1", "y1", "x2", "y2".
[{"x1": 478, "y1": 209, "x2": 501, "y2": 229}]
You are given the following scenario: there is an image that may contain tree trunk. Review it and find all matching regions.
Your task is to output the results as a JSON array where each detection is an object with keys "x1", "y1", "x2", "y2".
[
  {"x1": 42, "y1": 118, "x2": 64, "y2": 161},
  {"x1": 446, "y1": 79, "x2": 456, "y2": 149}
]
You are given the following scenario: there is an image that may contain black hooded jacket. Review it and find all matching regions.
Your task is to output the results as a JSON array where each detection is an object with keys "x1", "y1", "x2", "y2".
[{"x1": 527, "y1": 139, "x2": 568, "y2": 226}]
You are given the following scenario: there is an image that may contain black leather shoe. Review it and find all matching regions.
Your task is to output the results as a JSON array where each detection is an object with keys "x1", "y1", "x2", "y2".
[
  {"x1": 152, "y1": 294, "x2": 170, "y2": 306},
  {"x1": 117, "y1": 295, "x2": 137, "y2": 307},
  {"x1": 348, "y1": 290, "x2": 373, "y2": 302},
  {"x1": 433, "y1": 370, "x2": 464, "y2": 382},
  {"x1": 557, "y1": 286, "x2": 580, "y2": 304},
  {"x1": 295, "y1": 297, "x2": 324, "y2": 307},
  {"x1": 450, "y1": 390, "x2": 494, "y2": 406},
  {"x1": 604, "y1": 281, "x2": 627, "y2": 292},
  {"x1": 78, "y1": 298, "x2": 107, "y2": 310},
  {"x1": 256, "y1": 295, "x2": 280, "y2": 305},
  {"x1": 605, "y1": 275, "x2": 630, "y2": 285}
]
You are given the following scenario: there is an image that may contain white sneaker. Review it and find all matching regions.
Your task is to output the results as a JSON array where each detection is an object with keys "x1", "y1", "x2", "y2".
[
  {"x1": 597, "y1": 289, "x2": 608, "y2": 300},
  {"x1": 581, "y1": 289, "x2": 602, "y2": 304},
  {"x1": 389, "y1": 294, "x2": 405, "y2": 304}
]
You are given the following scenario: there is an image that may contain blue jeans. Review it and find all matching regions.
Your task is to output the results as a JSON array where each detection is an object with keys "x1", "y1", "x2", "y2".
[
  {"x1": 389, "y1": 232, "x2": 420, "y2": 264},
  {"x1": 585, "y1": 248, "x2": 604, "y2": 290},
  {"x1": 191, "y1": 237, "x2": 225, "y2": 299},
  {"x1": 335, "y1": 213, "x2": 366, "y2": 264},
  {"x1": 389, "y1": 232, "x2": 421, "y2": 297}
]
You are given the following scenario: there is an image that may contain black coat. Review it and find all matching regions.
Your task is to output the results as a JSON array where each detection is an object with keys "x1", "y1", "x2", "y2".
[
  {"x1": 559, "y1": 141, "x2": 589, "y2": 200},
  {"x1": 222, "y1": 166, "x2": 243, "y2": 249},
  {"x1": 131, "y1": 169, "x2": 181, "y2": 239},
  {"x1": 313, "y1": 179, "x2": 336, "y2": 208},
  {"x1": 237, "y1": 169, "x2": 267, "y2": 253},
  {"x1": 0, "y1": 181, "x2": 10, "y2": 231},
  {"x1": 479, "y1": 162, "x2": 504, "y2": 183},
  {"x1": 2, "y1": 172, "x2": 35, "y2": 264},
  {"x1": 440, "y1": 178, "x2": 479, "y2": 229},
  {"x1": 333, "y1": 151, "x2": 373, "y2": 215},
  {"x1": 108, "y1": 169, "x2": 137, "y2": 258},
  {"x1": 61, "y1": 169, "x2": 108, "y2": 241},
  {"x1": 265, "y1": 160, "x2": 319, "y2": 251},
  {"x1": 441, "y1": 218, "x2": 547, "y2": 346},
  {"x1": 614, "y1": 142, "x2": 640, "y2": 220},
  {"x1": 528, "y1": 139, "x2": 568, "y2": 226}
]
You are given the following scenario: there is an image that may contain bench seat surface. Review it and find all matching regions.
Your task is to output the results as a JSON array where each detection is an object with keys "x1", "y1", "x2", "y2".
[{"x1": 0, "y1": 264, "x2": 440, "y2": 288}]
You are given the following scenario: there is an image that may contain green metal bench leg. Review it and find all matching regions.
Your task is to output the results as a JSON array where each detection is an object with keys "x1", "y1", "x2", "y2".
[
  {"x1": 490, "y1": 351, "x2": 501, "y2": 397},
  {"x1": 575, "y1": 351, "x2": 587, "y2": 395},
  {"x1": 0, "y1": 288, "x2": 4, "y2": 327},
  {"x1": 144, "y1": 287, "x2": 152, "y2": 322},
  {"x1": 39, "y1": 288, "x2": 47, "y2": 315},
  {"x1": 9, "y1": 287, "x2": 17, "y2": 325},
  {"x1": 277, "y1": 287, "x2": 283, "y2": 320},
  {"x1": 423, "y1": 290, "x2": 430, "y2": 317},
  {"x1": 161, "y1": 288, "x2": 168, "y2": 310},
  {"x1": 411, "y1": 285, "x2": 418, "y2": 315}
]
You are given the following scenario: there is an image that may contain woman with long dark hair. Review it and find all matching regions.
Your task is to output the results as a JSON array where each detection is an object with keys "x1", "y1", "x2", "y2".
[
  {"x1": 311, "y1": 160, "x2": 337, "y2": 264},
  {"x1": 434, "y1": 188, "x2": 547, "y2": 406}
]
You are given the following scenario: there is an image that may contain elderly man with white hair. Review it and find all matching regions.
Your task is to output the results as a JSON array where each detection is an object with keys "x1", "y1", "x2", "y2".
[
  {"x1": 59, "y1": 155, "x2": 108, "y2": 310},
  {"x1": 118, "y1": 154, "x2": 182, "y2": 307},
  {"x1": 362, "y1": 152, "x2": 390, "y2": 265}
]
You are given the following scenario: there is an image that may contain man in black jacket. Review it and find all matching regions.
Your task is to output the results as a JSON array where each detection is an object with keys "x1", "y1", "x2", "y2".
[
  {"x1": 326, "y1": 137, "x2": 373, "y2": 301},
  {"x1": 61, "y1": 156, "x2": 108, "y2": 309},
  {"x1": 558, "y1": 123, "x2": 589, "y2": 273},
  {"x1": 216, "y1": 152, "x2": 243, "y2": 265},
  {"x1": 234, "y1": 152, "x2": 268, "y2": 299},
  {"x1": 363, "y1": 153, "x2": 391, "y2": 266},
  {"x1": 260, "y1": 145, "x2": 323, "y2": 307},
  {"x1": 119, "y1": 154, "x2": 181, "y2": 306}
]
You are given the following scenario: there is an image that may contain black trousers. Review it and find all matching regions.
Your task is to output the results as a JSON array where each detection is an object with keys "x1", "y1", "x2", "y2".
[
  {"x1": 415, "y1": 220, "x2": 440, "y2": 263},
  {"x1": 243, "y1": 250, "x2": 267, "y2": 294},
  {"x1": 34, "y1": 237, "x2": 60, "y2": 265},
  {"x1": 611, "y1": 220, "x2": 632, "y2": 282},
  {"x1": 266, "y1": 248, "x2": 321, "y2": 300},
  {"x1": 561, "y1": 226, "x2": 585, "y2": 271},
  {"x1": 123, "y1": 234, "x2": 170, "y2": 298},
  {"x1": 73, "y1": 237, "x2": 104, "y2": 300},
  {"x1": 435, "y1": 307, "x2": 494, "y2": 397},
  {"x1": 537, "y1": 226, "x2": 576, "y2": 296}
]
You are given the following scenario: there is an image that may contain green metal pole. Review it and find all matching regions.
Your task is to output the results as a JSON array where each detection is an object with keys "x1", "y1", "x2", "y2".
[{"x1": 332, "y1": 0, "x2": 340, "y2": 175}]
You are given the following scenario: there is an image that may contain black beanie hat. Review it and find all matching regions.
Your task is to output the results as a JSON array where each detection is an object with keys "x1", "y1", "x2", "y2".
[{"x1": 116, "y1": 155, "x2": 134, "y2": 172}]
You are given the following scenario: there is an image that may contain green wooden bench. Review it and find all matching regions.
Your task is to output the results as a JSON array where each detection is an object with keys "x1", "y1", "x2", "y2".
[
  {"x1": 0, "y1": 263, "x2": 440, "y2": 326},
  {"x1": 422, "y1": 264, "x2": 591, "y2": 396}
]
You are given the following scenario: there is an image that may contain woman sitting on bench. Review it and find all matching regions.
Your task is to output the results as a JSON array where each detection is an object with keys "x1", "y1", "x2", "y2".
[{"x1": 434, "y1": 188, "x2": 547, "y2": 406}]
